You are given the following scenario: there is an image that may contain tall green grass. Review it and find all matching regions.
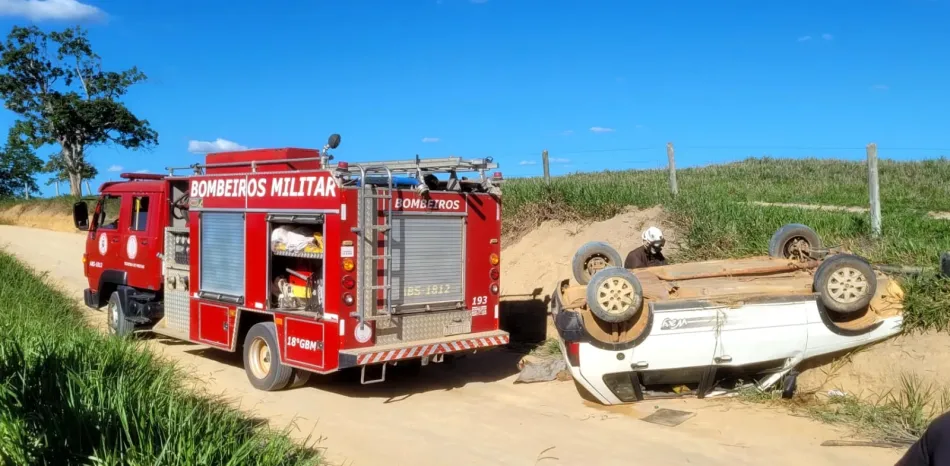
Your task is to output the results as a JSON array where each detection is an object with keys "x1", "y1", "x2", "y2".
[
  {"x1": 504, "y1": 156, "x2": 950, "y2": 331},
  {"x1": 0, "y1": 252, "x2": 321, "y2": 466}
]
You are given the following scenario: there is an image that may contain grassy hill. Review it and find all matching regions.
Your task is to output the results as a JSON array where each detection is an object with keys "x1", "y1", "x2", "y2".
[{"x1": 503, "y1": 157, "x2": 950, "y2": 331}]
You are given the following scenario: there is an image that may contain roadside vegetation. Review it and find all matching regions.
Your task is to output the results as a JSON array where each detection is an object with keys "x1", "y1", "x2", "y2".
[
  {"x1": 0, "y1": 252, "x2": 321, "y2": 465},
  {"x1": 504, "y1": 156, "x2": 950, "y2": 332},
  {"x1": 739, "y1": 373, "x2": 950, "y2": 447}
]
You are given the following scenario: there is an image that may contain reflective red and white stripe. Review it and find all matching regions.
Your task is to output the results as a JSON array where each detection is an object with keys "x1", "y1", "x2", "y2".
[{"x1": 356, "y1": 335, "x2": 510, "y2": 365}]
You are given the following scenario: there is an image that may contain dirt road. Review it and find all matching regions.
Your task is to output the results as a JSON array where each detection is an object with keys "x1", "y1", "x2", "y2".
[{"x1": 0, "y1": 225, "x2": 904, "y2": 466}]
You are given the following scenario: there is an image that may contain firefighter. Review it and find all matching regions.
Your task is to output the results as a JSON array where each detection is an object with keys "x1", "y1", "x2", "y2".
[{"x1": 624, "y1": 226, "x2": 667, "y2": 269}]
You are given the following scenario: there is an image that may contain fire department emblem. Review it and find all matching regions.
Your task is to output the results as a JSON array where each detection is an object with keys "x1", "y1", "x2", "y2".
[
  {"x1": 127, "y1": 235, "x2": 138, "y2": 260},
  {"x1": 98, "y1": 233, "x2": 108, "y2": 255}
]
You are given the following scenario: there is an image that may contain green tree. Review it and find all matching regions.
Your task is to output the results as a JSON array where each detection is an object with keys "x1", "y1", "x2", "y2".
[
  {"x1": 0, "y1": 25, "x2": 157, "y2": 196},
  {"x1": 42, "y1": 152, "x2": 98, "y2": 194},
  {"x1": 0, "y1": 127, "x2": 43, "y2": 198}
]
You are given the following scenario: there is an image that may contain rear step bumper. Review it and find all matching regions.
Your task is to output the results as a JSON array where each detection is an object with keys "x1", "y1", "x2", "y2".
[{"x1": 339, "y1": 330, "x2": 510, "y2": 368}]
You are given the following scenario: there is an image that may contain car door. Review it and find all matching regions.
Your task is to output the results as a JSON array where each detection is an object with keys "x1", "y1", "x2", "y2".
[
  {"x1": 713, "y1": 300, "x2": 808, "y2": 369},
  {"x1": 124, "y1": 193, "x2": 163, "y2": 291},
  {"x1": 86, "y1": 193, "x2": 127, "y2": 292},
  {"x1": 632, "y1": 305, "x2": 720, "y2": 371}
]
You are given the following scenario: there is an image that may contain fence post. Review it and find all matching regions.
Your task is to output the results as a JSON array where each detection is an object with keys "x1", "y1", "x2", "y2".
[
  {"x1": 542, "y1": 149, "x2": 550, "y2": 183},
  {"x1": 54, "y1": 181, "x2": 60, "y2": 196},
  {"x1": 85, "y1": 180, "x2": 93, "y2": 197},
  {"x1": 867, "y1": 143, "x2": 882, "y2": 238},
  {"x1": 667, "y1": 142, "x2": 678, "y2": 196}
]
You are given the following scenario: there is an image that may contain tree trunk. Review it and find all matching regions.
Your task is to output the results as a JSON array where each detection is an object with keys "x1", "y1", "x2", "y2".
[{"x1": 69, "y1": 172, "x2": 82, "y2": 197}]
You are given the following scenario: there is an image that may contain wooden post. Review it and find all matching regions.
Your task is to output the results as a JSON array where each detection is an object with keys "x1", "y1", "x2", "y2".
[
  {"x1": 667, "y1": 142, "x2": 678, "y2": 196},
  {"x1": 85, "y1": 180, "x2": 93, "y2": 197},
  {"x1": 542, "y1": 150, "x2": 550, "y2": 183},
  {"x1": 54, "y1": 181, "x2": 60, "y2": 196},
  {"x1": 867, "y1": 143, "x2": 882, "y2": 238}
]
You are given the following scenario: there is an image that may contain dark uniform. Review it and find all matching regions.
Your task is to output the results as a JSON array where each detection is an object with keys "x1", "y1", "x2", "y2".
[
  {"x1": 624, "y1": 245, "x2": 667, "y2": 269},
  {"x1": 896, "y1": 410, "x2": 950, "y2": 465}
]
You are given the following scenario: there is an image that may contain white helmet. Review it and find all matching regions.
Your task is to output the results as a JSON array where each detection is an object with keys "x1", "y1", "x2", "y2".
[{"x1": 642, "y1": 226, "x2": 664, "y2": 244}]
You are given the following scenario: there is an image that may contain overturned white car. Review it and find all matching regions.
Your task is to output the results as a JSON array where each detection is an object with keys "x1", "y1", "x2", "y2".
[{"x1": 551, "y1": 224, "x2": 905, "y2": 405}]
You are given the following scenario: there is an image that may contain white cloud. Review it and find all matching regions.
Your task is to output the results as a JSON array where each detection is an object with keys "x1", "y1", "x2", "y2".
[
  {"x1": 550, "y1": 157, "x2": 570, "y2": 163},
  {"x1": 421, "y1": 137, "x2": 440, "y2": 143},
  {"x1": 797, "y1": 35, "x2": 812, "y2": 42},
  {"x1": 0, "y1": 0, "x2": 105, "y2": 21},
  {"x1": 872, "y1": 84, "x2": 889, "y2": 91},
  {"x1": 590, "y1": 127, "x2": 615, "y2": 133},
  {"x1": 187, "y1": 138, "x2": 248, "y2": 154},
  {"x1": 822, "y1": 33, "x2": 834, "y2": 40},
  {"x1": 519, "y1": 160, "x2": 537, "y2": 166},
  {"x1": 107, "y1": 164, "x2": 123, "y2": 172}
]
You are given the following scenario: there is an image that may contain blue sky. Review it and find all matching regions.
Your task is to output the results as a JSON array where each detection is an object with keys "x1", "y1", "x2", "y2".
[{"x1": 0, "y1": 0, "x2": 948, "y2": 196}]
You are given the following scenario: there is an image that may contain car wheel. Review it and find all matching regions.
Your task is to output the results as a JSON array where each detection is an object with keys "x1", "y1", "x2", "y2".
[
  {"x1": 243, "y1": 322, "x2": 294, "y2": 391},
  {"x1": 572, "y1": 241, "x2": 624, "y2": 285},
  {"x1": 813, "y1": 254, "x2": 877, "y2": 315},
  {"x1": 107, "y1": 292, "x2": 134, "y2": 337},
  {"x1": 768, "y1": 223, "x2": 822, "y2": 262},
  {"x1": 585, "y1": 267, "x2": 644, "y2": 324}
]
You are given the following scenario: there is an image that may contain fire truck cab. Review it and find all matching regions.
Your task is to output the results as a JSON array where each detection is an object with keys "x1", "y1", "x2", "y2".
[{"x1": 72, "y1": 134, "x2": 509, "y2": 390}]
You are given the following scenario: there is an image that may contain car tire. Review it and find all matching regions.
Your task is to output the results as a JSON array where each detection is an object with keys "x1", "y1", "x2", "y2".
[
  {"x1": 243, "y1": 322, "x2": 294, "y2": 391},
  {"x1": 585, "y1": 267, "x2": 644, "y2": 324},
  {"x1": 572, "y1": 241, "x2": 624, "y2": 285},
  {"x1": 813, "y1": 254, "x2": 877, "y2": 315},
  {"x1": 768, "y1": 223, "x2": 822, "y2": 261},
  {"x1": 107, "y1": 291, "x2": 134, "y2": 337}
]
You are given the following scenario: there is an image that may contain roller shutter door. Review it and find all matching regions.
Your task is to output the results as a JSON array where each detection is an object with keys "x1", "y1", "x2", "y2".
[
  {"x1": 390, "y1": 215, "x2": 464, "y2": 308},
  {"x1": 199, "y1": 212, "x2": 245, "y2": 298}
]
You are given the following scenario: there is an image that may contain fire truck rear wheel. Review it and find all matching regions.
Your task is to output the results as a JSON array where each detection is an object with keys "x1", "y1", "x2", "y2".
[
  {"x1": 288, "y1": 369, "x2": 312, "y2": 389},
  {"x1": 243, "y1": 322, "x2": 294, "y2": 391},
  {"x1": 107, "y1": 292, "x2": 134, "y2": 337}
]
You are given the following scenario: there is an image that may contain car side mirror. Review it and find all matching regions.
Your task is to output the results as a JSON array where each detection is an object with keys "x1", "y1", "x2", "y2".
[{"x1": 73, "y1": 201, "x2": 89, "y2": 231}]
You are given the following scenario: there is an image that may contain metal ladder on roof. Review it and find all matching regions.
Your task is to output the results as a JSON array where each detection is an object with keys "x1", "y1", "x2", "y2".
[{"x1": 353, "y1": 166, "x2": 394, "y2": 326}]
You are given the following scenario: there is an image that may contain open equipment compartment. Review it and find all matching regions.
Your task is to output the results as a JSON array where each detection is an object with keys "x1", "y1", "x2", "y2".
[{"x1": 267, "y1": 213, "x2": 326, "y2": 314}]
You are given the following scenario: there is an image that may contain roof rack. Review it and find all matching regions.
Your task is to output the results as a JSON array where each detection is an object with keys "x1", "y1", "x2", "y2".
[{"x1": 329, "y1": 155, "x2": 497, "y2": 174}]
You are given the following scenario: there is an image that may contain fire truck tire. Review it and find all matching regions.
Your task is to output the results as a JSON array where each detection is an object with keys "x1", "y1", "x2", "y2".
[
  {"x1": 243, "y1": 322, "x2": 294, "y2": 391},
  {"x1": 288, "y1": 369, "x2": 312, "y2": 389},
  {"x1": 585, "y1": 267, "x2": 644, "y2": 324},
  {"x1": 572, "y1": 241, "x2": 624, "y2": 285},
  {"x1": 107, "y1": 292, "x2": 134, "y2": 337}
]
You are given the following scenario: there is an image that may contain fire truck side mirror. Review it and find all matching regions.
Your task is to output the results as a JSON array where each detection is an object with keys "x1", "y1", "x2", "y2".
[
  {"x1": 327, "y1": 133, "x2": 341, "y2": 149},
  {"x1": 73, "y1": 201, "x2": 89, "y2": 231}
]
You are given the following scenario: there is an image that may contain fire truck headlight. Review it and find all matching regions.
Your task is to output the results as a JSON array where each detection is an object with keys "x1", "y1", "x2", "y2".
[
  {"x1": 342, "y1": 258, "x2": 355, "y2": 272},
  {"x1": 343, "y1": 293, "x2": 355, "y2": 306},
  {"x1": 489, "y1": 253, "x2": 499, "y2": 266},
  {"x1": 490, "y1": 284, "x2": 499, "y2": 295},
  {"x1": 490, "y1": 268, "x2": 499, "y2": 281},
  {"x1": 342, "y1": 276, "x2": 356, "y2": 290}
]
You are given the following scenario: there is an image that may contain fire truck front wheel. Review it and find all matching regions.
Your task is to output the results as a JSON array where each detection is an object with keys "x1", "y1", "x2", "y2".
[
  {"x1": 107, "y1": 292, "x2": 134, "y2": 337},
  {"x1": 243, "y1": 322, "x2": 294, "y2": 391}
]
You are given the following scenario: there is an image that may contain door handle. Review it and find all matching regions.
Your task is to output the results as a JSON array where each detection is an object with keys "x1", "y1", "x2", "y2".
[
  {"x1": 140, "y1": 239, "x2": 149, "y2": 246},
  {"x1": 715, "y1": 355, "x2": 732, "y2": 363},
  {"x1": 631, "y1": 361, "x2": 649, "y2": 369},
  {"x1": 111, "y1": 237, "x2": 119, "y2": 243}
]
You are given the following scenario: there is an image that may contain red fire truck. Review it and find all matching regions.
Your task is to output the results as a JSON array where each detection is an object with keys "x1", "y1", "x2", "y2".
[{"x1": 72, "y1": 134, "x2": 509, "y2": 390}]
